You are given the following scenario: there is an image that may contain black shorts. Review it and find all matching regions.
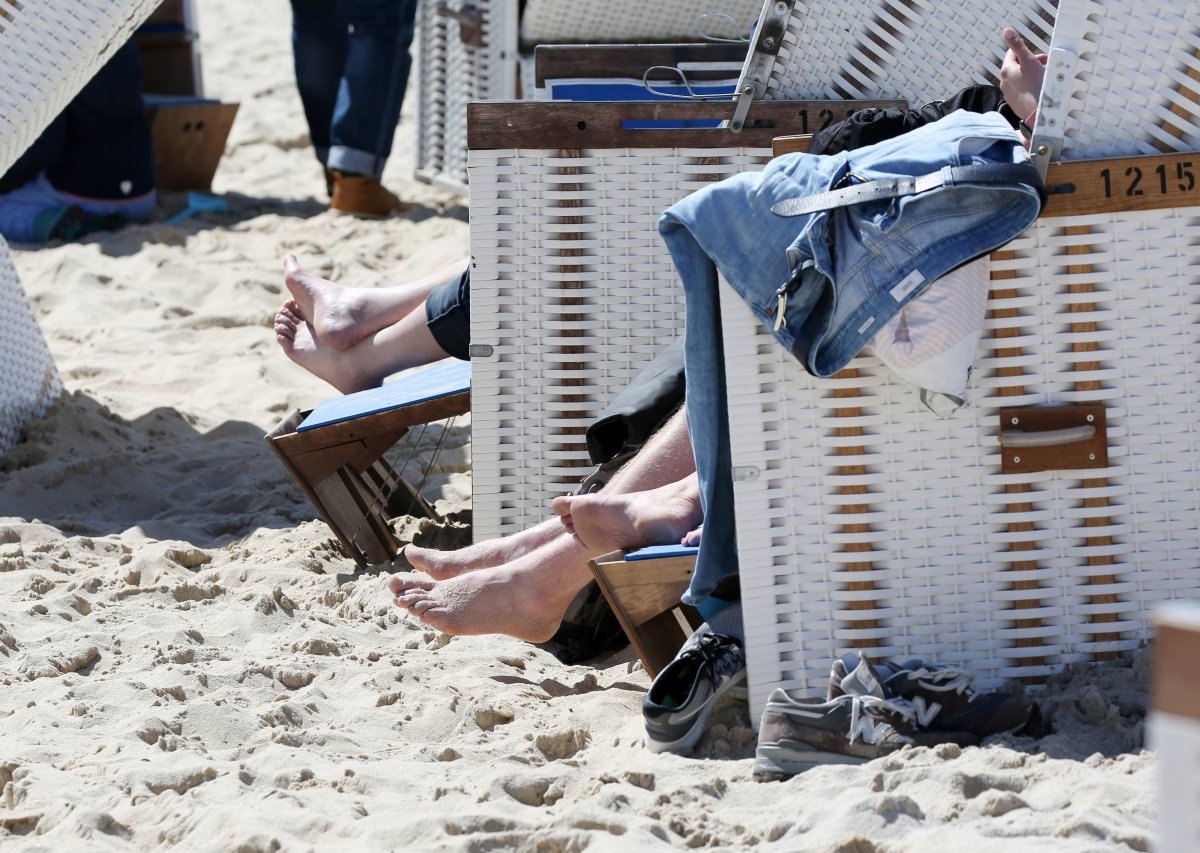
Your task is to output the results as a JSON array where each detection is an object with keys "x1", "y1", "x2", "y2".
[{"x1": 424, "y1": 266, "x2": 470, "y2": 361}]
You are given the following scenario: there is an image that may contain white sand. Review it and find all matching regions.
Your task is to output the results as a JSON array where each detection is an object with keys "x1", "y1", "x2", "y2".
[{"x1": 0, "y1": 1, "x2": 1156, "y2": 849}]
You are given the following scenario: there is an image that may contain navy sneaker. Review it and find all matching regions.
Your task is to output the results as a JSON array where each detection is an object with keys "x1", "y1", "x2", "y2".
[
  {"x1": 829, "y1": 651, "x2": 1034, "y2": 737},
  {"x1": 643, "y1": 626, "x2": 746, "y2": 754}
]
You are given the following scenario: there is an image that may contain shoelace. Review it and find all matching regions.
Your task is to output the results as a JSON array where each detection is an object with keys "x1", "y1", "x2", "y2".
[
  {"x1": 894, "y1": 663, "x2": 974, "y2": 696},
  {"x1": 846, "y1": 694, "x2": 919, "y2": 745},
  {"x1": 682, "y1": 632, "x2": 741, "y2": 678}
]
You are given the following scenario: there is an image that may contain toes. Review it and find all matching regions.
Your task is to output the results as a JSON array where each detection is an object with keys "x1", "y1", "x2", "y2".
[
  {"x1": 390, "y1": 576, "x2": 434, "y2": 595},
  {"x1": 550, "y1": 495, "x2": 573, "y2": 518}
]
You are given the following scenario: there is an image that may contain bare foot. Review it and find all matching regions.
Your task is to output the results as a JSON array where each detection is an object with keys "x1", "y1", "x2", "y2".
[
  {"x1": 273, "y1": 300, "x2": 379, "y2": 394},
  {"x1": 551, "y1": 476, "x2": 703, "y2": 555},
  {"x1": 283, "y1": 254, "x2": 372, "y2": 351},
  {"x1": 388, "y1": 537, "x2": 592, "y2": 642},
  {"x1": 681, "y1": 525, "x2": 703, "y2": 547},
  {"x1": 405, "y1": 518, "x2": 565, "y2": 579}
]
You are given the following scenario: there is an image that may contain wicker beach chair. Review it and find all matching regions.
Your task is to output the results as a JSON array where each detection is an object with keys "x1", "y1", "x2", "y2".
[
  {"x1": 723, "y1": 0, "x2": 1200, "y2": 721},
  {"x1": 415, "y1": 0, "x2": 763, "y2": 195},
  {"x1": 0, "y1": 0, "x2": 163, "y2": 456}
]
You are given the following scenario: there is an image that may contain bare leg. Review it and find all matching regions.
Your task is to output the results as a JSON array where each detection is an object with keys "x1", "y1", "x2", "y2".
[
  {"x1": 282, "y1": 253, "x2": 467, "y2": 350},
  {"x1": 403, "y1": 406, "x2": 696, "y2": 579},
  {"x1": 405, "y1": 518, "x2": 564, "y2": 579},
  {"x1": 389, "y1": 407, "x2": 697, "y2": 637},
  {"x1": 551, "y1": 473, "x2": 702, "y2": 555},
  {"x1": 391, "y1": 536, "x2": 592, "y2": 642},
  {"x1": 274, "y1": 297, "x2": 451, "y2": 394}
]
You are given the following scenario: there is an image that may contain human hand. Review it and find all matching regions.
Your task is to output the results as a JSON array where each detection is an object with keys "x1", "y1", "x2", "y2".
[{"x1": 999, "y1": 27, "x2": 1047, "y2": 122}]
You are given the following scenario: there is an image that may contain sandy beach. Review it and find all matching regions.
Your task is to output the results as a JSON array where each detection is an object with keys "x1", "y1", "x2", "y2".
[{"x1": 0, "y1": 1, "x2": 1156, "y2": 849}]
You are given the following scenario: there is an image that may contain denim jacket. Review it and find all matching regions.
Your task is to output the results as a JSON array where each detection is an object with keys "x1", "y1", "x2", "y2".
[{"x1": 659, "y1": 110, "x2": 1043, "y2": 378}]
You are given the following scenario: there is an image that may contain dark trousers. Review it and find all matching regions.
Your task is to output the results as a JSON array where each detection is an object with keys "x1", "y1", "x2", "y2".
[{"x1": 291, "y1": 0, "x2": 418, "y2": 179}]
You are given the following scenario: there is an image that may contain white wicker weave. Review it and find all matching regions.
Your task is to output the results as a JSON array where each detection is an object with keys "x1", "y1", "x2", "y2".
[
  {"x1": 1034, "y1": 0, "x2": 1200, "y2": 160},
  {"x1": 725, "y1": 0, "x2": 1200, "y2": 719},
  {"x1": 0, "y1": 0, "x2": 164, "y2": 177},
  {"x1": 467, "y1": 106, "x2": 782, "y2": 540},
  {"x1": 0, "y1": 238, "x2": 62, "y2": 455},
  {"x1": 743, "y1": 0, "x2": 1055, "y2": 104},
  {"x1": 416, "y1": 0, "x2": 519, "y2": 195},
  {"x1": 519, "y1": 0, "x2": 762, "y2": 45}
]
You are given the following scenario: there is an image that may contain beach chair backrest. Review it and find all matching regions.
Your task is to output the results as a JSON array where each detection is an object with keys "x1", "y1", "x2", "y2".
[{"x1": 725, "y1": 0, "x2": 1200, "y2": 721}]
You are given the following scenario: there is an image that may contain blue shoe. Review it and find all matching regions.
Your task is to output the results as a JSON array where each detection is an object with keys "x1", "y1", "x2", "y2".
[
  {"x1": 643, "y1": 624, "x2": 746, "y2": 754},
  {"x1": 0, "y1": 176, "x2": 74, "y2": 242}
]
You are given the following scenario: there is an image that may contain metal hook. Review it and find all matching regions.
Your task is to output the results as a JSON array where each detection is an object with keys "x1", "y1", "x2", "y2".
[
  {"x1": 698, "y1": 12, "x2": 751, "y2": 43},
  {"x1": 641, "y1": 65, "x2": 735, "y2": 100}
]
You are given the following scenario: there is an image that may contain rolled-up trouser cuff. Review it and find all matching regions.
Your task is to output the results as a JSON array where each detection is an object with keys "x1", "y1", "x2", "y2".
[{"x1": 327, "y1": 145, "x2": 384, "y2": 179}]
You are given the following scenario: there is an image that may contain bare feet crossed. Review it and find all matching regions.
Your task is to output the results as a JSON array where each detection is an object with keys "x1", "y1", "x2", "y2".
[
  {"x1": 389, "y1": 536, "x2": 593, "y2": 642},
  {"x1": 273, "y1": 299, "x2": 376, "y2": 394},
  {"x1": 283, "y1": 254, "x2": 376, "y2": 351},
  {"x1": 551, "y1": 475, "x2": 704, "y2": 555}
]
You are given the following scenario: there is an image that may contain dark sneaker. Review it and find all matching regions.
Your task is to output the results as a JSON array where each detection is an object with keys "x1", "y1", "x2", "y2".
[
  {"x1": 829, "y1": 652, "x2": 1034, "y2": 737},
  {"x1": 643, "y1": 627, "x2": 745, "y2": 754},
  {"x1": 753, "y1": 688, "x2": 979, "y2": 781}
]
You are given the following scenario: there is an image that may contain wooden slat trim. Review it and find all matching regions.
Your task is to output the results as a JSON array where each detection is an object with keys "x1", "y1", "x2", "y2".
[{"x1": 468, "y1": 100, "x2": 906, "y2": 150}]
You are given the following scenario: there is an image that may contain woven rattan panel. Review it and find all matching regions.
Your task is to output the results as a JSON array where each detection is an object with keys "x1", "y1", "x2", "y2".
[
  {"x1": 723, "y1": 207, "x2": 1200, "y2": 719},
  {"x1": 519, "y1": 0, "x2": 763, "y2": 46},
  {"x1": 0, "y1": 0, "x2": 163, "y2": 176},
  {"x1": 1047, "y1": 2, "x2": 1200, "y2": 159},
  {"x1": 751, "y1": 0, "x2": 1056, "y2": 103},
  {"x1": 468, "y1": 145, "x2": 770, "y2": 540},
  {"x1": 415, "y1": 0, "x2": 518, "y2": 195},
  {"x1": 0, "y1": 238, "x2": 63, "y2": 455}
]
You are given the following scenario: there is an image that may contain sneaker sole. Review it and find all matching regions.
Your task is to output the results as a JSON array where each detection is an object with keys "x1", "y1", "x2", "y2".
[
  {"x1": 753, "y1": 741, "x2": 869, "y2": 781},
  {"x1": 644, "y1": 667, "x2": 747, "y2": 755}
]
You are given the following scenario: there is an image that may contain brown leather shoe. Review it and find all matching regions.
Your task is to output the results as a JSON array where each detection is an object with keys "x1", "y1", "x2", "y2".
[{"x1": 330, "y1": 171, "x2": 414, "y2": 217}]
